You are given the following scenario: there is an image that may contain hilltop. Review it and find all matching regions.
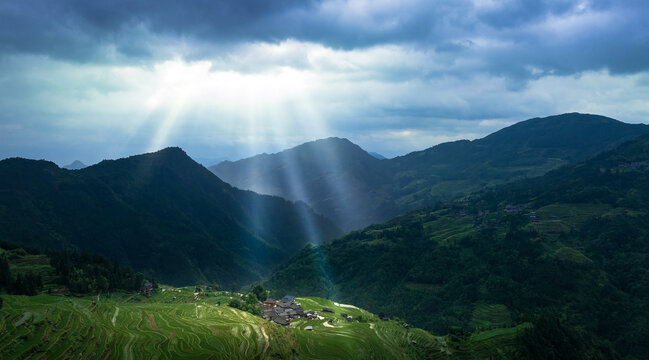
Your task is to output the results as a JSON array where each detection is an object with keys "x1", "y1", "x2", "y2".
[
  {"x1": 212, "y1": 137, "x2": 393, "y2": 232},
  {"x1": 0, "y1": 147, "x2": 341, "y2": 287},
  {"x1": 264, "y1": 133, "x2": 649, "y2": 359},
  {"x1": 212, "y1": 113, "x2": 649, "y2": 231}
]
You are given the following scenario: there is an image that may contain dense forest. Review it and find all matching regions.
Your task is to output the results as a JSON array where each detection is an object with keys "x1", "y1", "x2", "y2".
[
  {"x1": 0, "y1": 241, "x2": 145, "y2": 295},
  {"x1": 264, "y1": 133, "x2": 649, "y2": 359}
]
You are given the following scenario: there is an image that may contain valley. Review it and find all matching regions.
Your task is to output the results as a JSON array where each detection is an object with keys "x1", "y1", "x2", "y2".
[
  {"x1": 2, "y1": 114, "x2": 649, "y2": 359},
  {"x1": 3, "y1": 0, "x2": 648, "y2": 357}
]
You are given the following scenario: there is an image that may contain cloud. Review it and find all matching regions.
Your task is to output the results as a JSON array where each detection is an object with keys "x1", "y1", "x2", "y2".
[
  {"x1": 1, "y1": 43, "x2": 648, "y2": 163},
  {"x1": 1, "y1": 0, "x2": 648, "y2": 163},
  {"x1": 1, "y1": 0, "x2": 648, "y2": 78}
]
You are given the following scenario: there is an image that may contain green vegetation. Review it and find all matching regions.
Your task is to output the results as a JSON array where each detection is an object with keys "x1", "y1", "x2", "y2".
[
  {"x1": 0, "y1": 291, "x2": 533, "y2": 359},
  {"x1": 517, "y1": 315, "x2": 617, "y2": 360},
  {"x1": 0, "y1": 147, "x2": 341, "y2": 287},
  {"x1": 213, "y1": 113, "x2": 649, "y2": 231},
  {"x1": 265, "y1": 133, "x2": 649, "y2": 359},
  {"x1": 0, "y1": 247, "x2": 539, "y2": 359},
  {"x1": 48, "y1": 250, "x2": 147, "y2": 293},
  {"x1": 1, "y1": 241, "x2": 148, "y2": 297}
]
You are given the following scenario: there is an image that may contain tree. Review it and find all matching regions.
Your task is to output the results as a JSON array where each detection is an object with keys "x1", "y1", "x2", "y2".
[
  {"x1": 251, "y1": 284, "x2": 268, "y2": 301},
  {"x1": 228, "y1": 298, "x2": 242, "y2": 309},
  {"x1": 0, "y1": 255, "x2": 10, "y2": 288}
]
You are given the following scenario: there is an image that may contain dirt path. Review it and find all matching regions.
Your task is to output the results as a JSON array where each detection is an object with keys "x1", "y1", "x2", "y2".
[
  {"x1": 258, "y1": 323, "x2": 270, "y2": 353},
  {"x1": 146, "y1": 312, "x2": 159, "y2": 331},
  {"x1": 112, "y1": 307, "x2": 119, "y2": 327},
  {"x1": 333, "y1": 302, "x2": 359, "y2": 309}
]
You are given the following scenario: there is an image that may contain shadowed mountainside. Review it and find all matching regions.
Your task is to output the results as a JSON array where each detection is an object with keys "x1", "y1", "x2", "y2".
[{"x1": 0, "y1": 147, "x2": 342, "y2": 287}]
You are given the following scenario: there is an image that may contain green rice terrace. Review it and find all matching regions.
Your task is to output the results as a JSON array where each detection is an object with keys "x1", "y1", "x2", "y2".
[
  {"x1": 0, "y1": 288, "x2": 529, "y2": 359},
  {"x1": 0, "y1": 241, "x2": 531, "y2": 359}
]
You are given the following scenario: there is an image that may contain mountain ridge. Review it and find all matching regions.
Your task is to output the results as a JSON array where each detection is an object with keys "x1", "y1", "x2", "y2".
[
  {"x1": 212, "y1": 113, "x2": 649, "y2": 231},
  {"x1": 211, "y1": 137, "x2": 393, "y2": 232},
  {"x1": 62, "y1": 160, "x2": 86, "y2": 170}
]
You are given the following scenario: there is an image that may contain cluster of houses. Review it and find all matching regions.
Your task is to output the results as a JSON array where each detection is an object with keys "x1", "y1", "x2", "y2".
[
  {"x1": 612, "y1": 161, "x2": 649, "y2": 172},
  {"x1": 140, "y1": 282, "x2": 154, "y2": 296},
  {"x1": 468, "y1": 202, "x2": 562, "y2": 228},
  {"x1": 261, "y1": 296, "x2": 325, "y2": 326},
  {"x1": 499, "y1": 204, "x2": 543, "y2": 222}
]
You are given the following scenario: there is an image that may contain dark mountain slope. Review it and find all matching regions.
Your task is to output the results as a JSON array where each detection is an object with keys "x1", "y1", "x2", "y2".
[
  {"x1": 212, "y1": 137, "x2": 394, "y2": 232},
  {"x1": 264, "y1": 134, "x2": 649, "y2": 359},
  {"x1": 388, "y1": 113, "x2": 649, "y2": 209},
  {"x1": 212, "y1": 113, "x2": 649, "y2": 231},
  {"x1": 0, "y1": 147, "x2": 341, "y2": 287}
]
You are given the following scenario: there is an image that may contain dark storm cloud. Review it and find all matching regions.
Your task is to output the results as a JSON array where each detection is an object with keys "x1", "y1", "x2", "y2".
[
  {"x1": 476, "y1": 0, "x2": 575, "y2": 29},
  {"x1": 0, "y1": 0, "x2": 318, "y2": 62},
  {"x1": 2, "y1": 0, "x2": 648, "y2": 77},
  {"x1": 0, "y1": 0, "x2": 644, "y2": 82}
]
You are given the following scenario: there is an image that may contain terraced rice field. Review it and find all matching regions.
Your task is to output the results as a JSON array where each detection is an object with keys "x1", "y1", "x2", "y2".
[
  {"x1": 0, "y1": 290, "x2": 526, "y2": 359},
  {"x1": 0, "y1": 290, "x2": 443, "y2": 359}
]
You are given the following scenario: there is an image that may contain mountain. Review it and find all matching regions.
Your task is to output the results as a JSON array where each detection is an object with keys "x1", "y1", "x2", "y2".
[
  {"x1": 211, "y1": 113, "x2": 649, "y2": 232},
  {"x1": 0, "y1": 147, "x2": 341, "y2": 287},
  {"x1": 211, "y1": 137, "x2": 395, "y2": 232},
  {"x1": 264, "y1": 133, "x2": 649, "y2": 359},
  {"x1": 368, "y1": 151, "x2": 387, "y2": 160},
  {"x1": 62, "y1": 160, "x2": 86, "y2": 170}
]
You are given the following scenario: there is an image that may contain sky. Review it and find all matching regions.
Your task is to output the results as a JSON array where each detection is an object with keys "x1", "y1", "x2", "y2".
[{"x1": 1, "y1": 0, "x2": 649, "y2": 166}]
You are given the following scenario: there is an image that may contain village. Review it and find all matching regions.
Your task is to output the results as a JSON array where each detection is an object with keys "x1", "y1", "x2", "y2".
[
  {"x1": 138, "y1": 284, "x2": 365, "y2": 330},
  {"x1": 261, "y1": 295, "x2": 341, "y2": 327},
  {"x1": 451, "y1": 197, "x2": 549, "y2": 229}
]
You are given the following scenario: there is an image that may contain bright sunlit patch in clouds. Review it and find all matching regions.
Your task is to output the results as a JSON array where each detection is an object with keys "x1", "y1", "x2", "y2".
[
  {"x1": 2, "y1": 38, "x2": 649, "y2": 164},
  {"x1": 119, "y1": 57, "x2": 318, "y2": 152}
]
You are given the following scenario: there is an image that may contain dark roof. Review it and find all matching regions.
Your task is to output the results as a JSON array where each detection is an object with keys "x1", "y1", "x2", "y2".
[{"x1": 273, "y1": 317, "x2": 289, "y2": 325}]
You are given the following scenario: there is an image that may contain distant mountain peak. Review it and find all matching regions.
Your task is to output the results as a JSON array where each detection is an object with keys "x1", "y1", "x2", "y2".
[
  {"x1": 368, "y1": 152, "x2": 387, "y2": 160},
  {"x1": 156, "y1": 146, "x2": 186, "y2": 154},
  {"x1": 478, "y1": 113, "x2": 647, "y2": 153},
  {"x1": 292, "y1": 137, "x2": 364, "y2": 152},
  {"x1": 62, "y1": 160, "x2": 86, "y2": 170}
]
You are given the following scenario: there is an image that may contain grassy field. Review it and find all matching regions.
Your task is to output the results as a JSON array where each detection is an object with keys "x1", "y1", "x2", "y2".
[{"x1": 0, "y1": 288, "x2": 529, "y2": 359}]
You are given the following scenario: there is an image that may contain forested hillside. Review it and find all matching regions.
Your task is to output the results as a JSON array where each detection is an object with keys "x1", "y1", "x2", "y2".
[
  {"x1": 0, "y1": 147, "x2": 341, "y2": 287},
  {"x1": 265, "y1": 133, "x2": 649, "y2": 359}
]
